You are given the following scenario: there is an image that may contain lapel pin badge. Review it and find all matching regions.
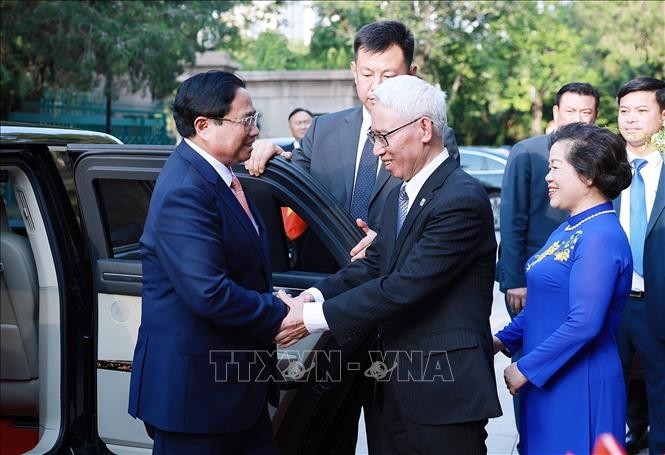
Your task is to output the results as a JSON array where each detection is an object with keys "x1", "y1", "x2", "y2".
[{"x1": 419, "y1": 198, "x2": 426, "y2": 207}]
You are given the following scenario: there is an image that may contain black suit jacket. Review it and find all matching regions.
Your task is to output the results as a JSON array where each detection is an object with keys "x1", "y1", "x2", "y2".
[
  {"x1": 316, "y1": 157, "x2": 502, "y2": 425},
  {"x1": 496, "y1": 134, "x2": 566, "y2": 291},
  {"x1": 615, "y1": 163, "x2": 665, "y2": 339},
  {"x1": 297, "y1": 106, "x2": 460, "y2": 231}
]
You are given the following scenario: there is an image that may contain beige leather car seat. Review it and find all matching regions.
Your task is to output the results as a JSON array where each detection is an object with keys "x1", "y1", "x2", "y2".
[{"x1": 0, "y1": 197, "x2": 39, "y2": 416}]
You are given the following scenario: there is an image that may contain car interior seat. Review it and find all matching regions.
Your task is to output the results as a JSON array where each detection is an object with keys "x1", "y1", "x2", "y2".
[{"x1": 0, "y1": 197, "x2": 39, "y2": 416}]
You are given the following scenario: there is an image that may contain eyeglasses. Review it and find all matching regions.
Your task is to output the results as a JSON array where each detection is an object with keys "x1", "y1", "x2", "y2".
[
  {"x1": 210, "y1": 112, "x2": 260, "y2": 131},
  {"x1": 368, "y1": 117, "x2": 421, "y2": 147}
]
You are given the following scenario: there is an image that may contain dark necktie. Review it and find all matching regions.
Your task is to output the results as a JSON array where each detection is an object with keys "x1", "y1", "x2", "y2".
[
  {"x1": 396, "y1": 183, "x2": 409, "y2": 235},
  {"x1": 630, "y1": 159, "x2": 647, "y2": 275},
  {"x1": 350, "y1": 133, "x2": 377, "y2": 222}
]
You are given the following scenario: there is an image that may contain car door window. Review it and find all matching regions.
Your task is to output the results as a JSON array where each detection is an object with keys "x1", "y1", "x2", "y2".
[
  {"x1": 95, "y1": 179, "x2": 154, "y2": 259},
  {"x1": 460, "y1": 152, "x2": 489, "y2": 171}
]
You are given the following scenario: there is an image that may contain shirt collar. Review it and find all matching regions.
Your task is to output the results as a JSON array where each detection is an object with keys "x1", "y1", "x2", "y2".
[
  {"x1": 184, "y1": 137, "x2": 233, "y2": 187},
  {"x1": 361, "y1": 107, "x2": 372, "y2": 138},
  {"x1": 403, "y1": 148, "x2": 450, "y2": 203},
  {"x1": 626, "y1": 148, "x2": 663, "y2": 168}
]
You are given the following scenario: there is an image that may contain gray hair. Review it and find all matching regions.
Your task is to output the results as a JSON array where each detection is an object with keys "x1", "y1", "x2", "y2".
[{"x1": 373, "y1": 75, "x2": 448, "y2": 136}]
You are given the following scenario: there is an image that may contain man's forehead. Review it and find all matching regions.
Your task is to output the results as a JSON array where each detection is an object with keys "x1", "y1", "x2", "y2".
[
  {"x1": 559, "y1": 92, "x2": 596, "y2": 107},
  {"x1": 356, "y1": 46, "x2": 408, "y2": 71},
  {"x1": 619, "y1": 90, "x2": 656, "y2": 106}
]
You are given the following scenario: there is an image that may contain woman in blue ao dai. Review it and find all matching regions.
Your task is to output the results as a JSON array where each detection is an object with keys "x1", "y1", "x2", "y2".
[{"x1": 494, "y1": 123, "x2": 634, "y2": 454}]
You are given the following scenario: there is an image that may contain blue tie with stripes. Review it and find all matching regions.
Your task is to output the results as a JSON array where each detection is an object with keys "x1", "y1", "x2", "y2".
[
  {"x1": 350, "y1": 133, "x2": 377, "y2": 222},
  {"x1": 396, "y1": 183, "x2": 409, "y2": 235}
]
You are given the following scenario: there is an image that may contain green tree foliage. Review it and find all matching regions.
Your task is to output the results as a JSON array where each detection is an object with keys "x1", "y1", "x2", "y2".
[
  {"x1": 238, "y1": 0, "x2": 663, "y2": 144},
  {"x1": 0, "y1": 0, "x2": 240, "y2": 117}
]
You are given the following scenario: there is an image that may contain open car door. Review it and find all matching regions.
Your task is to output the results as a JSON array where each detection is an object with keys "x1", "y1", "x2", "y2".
[{"x1": 73, "y1": 147, "x2": 366, "y2": 453}]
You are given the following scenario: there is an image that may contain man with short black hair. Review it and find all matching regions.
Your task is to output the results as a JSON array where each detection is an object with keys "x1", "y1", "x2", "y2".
[
  {"x1": 128, "y1": 71, "x2": 288, "y2": 454},
  {"x1": 615, "y1": 76, "x2": 665, "y2": 455},
  {"x1": 283, "y1": 107, "x2": 313, "y2": 152}
]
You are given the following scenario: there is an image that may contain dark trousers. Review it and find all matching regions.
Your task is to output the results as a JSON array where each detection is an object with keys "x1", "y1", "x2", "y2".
[
  {"x1": 145, "y1": 407, "x2": 277, "y2": 455},
  {"x1": 332, "y1": 363, "x2": 383, "y2": 454},
  {"x1": 377, "y1": 380, "x2": 488, "y2": 455},
  {"x1": 617, "y1": 297, "x2": 665, "y2": 455}
]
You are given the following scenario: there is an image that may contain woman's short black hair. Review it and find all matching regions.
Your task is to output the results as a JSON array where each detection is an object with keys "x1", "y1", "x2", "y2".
[
  {"x1": 173, "y1": 71, "x2": 246, "y2": 138},
  {"x1": 551, "y1": 123, "x2": 632, "y2": 200}
]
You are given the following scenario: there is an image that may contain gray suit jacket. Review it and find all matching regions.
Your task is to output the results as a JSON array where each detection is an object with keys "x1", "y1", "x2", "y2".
[
  {"x1": 615, "y1": 163, "x2": 665, "y2": 339},
  {"x1": 496, "y1": 134, "x2": 567, "y2": 291},
  {"x1": 296, "y1": 106, "x2": 459, "y2": 232}
]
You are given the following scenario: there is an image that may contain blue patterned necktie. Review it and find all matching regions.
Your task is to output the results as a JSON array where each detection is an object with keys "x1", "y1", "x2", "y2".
[
  {"x1": 396, "y1": 183, "x2": 409, "y2": 235},
  {"x1": 350, "y1": 133, "x2": 378, "y2": 222},
  {"x1": 630, "y1": 158, "x2": 648, "y2": 275}
]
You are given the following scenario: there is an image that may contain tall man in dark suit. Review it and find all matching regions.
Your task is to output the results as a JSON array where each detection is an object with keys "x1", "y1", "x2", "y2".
[
  {"x1": 497, "y1": 82, "x2": 599, "y2": 313},
  {"x1": 283, "y1": 108, "x2": 313, "y2": 152},
  {"x1": 276, "y1": 75, "x2": 502, "y2": 454},
  {"x1": 615, "y1": 77, "x2": 665, "y2": 455},
  {"x1": 128, "y1": 71, "x2": 288, "y2": 454},
  {"x1": 246, "y1": 20, "x2": 459, "y2": 260}
]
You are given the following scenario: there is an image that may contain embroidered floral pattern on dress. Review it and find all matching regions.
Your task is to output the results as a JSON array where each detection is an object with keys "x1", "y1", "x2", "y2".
[{"x1": 526, "y1": 231, "x2": 582, "y2": 272}]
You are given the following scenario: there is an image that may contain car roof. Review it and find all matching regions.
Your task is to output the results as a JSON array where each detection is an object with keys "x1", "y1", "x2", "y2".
[
  {"x1": 1, "y1": 123, "x2": 123, "y2": 146},
  {"x1": 459, "y1": 146, "x2": 510, "y2": 159}
]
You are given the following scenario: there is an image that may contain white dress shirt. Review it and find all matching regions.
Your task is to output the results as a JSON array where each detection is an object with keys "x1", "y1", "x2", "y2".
[
  {"x1": 303, "y1": 148, "x2": 451, "y2": 332},
  {"x1": 619, "y1": 149, "x2": 663, "y2": 291},
  {"x1": 184, "y1": 138, "x2": 259, "y2": 232}
]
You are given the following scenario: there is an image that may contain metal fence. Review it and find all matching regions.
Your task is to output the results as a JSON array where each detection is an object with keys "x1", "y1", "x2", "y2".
[{"x1": 8, "y1": 90, "x2": 173, "y2": 144}]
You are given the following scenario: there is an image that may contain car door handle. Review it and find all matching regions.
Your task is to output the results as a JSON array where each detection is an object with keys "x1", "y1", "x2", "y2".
[{"x1": 102, "y1": 272, "x2": 142, "y2": 283}]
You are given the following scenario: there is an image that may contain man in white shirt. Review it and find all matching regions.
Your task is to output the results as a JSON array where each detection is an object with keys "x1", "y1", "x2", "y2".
[
  {"x1": 615, "y1": 77, "x2": 665, "y2": 455},
  {"x1": 275, "y1": 75, "x2": 501, "y2": 454}
]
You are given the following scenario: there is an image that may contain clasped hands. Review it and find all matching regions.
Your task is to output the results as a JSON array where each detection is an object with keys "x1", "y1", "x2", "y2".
[
  {"x1": 273, "y1": 290, "x2": 313, "y2": 348},
  {"x1": 493, "y1": 336, "x2": 528, "y2": 396}
]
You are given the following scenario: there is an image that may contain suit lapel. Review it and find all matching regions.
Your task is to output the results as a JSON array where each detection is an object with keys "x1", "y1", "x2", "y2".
[
  {"x1": 342, "y1": 108, "x2": 364, "y2": 210},
  {"x1": 647, "y1": 163, "x2": 665, "y2": 238},
  {"x1": 176, "y1": 142, "x2": 266, "y2": 264},
  {"x1": 388, "y1": 158, "x2": 458, "y2": 271},
  {"x1": 371, "y1": 164, "x2": 391, "y2": 202}
]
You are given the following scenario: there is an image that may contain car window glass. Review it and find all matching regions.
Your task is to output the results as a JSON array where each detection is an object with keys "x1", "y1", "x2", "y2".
[
  {"x1": 95, "y1": 179, "x2": 154, "y2": 259},
  {"x1": 0, "y1": 173, "x2": 24, "y2": 233},
  {"x1": 485, "y1": 156, "x2": 505, "y2": 171},
  {"x1": 460, "y1": 152, "x2": 489, "y2": 171},
  {"x1": 93, "y1": 175, "x2": 341, "y2": 273}
]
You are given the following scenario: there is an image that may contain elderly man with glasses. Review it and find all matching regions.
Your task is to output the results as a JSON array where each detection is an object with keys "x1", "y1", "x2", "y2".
[{"x1": 275, "y1": 75, "x2": 501, "y2": 454}]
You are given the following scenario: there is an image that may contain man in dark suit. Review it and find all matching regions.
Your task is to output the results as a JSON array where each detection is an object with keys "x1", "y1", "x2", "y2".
[
  {"x1": 128, "y1": 71, "x2": 288, "y2": 454},
  {"x1": 615, "y1": 77, "x2": 665, "y2": 455},
  {"x1": 246, "y1": 20, "x2": 459, "y2": 260},
  {"x1": 276, "y1": 75, "x2": 502, "y2": 453},
  {"x1": 283, "y1": 108, "x2": 313, "y2": 152}
]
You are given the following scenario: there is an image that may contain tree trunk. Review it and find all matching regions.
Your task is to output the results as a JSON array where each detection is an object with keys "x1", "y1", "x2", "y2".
[
  {"x1": 104, "y1": 73, "x2": 112, "y2": 135},
  {"x1": 530, "y1": 86, "x2": 543, "y2": 136}
]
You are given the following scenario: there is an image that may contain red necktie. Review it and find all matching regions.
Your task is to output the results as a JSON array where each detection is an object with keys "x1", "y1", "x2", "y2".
[{"x1": 230, "y1": 175, "x2": 256, "y2": 225}]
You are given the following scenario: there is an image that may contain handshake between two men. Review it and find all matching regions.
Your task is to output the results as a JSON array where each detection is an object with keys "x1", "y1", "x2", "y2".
[{"x1": 273, "y1": 289, "x2": 314, "y2": 348}]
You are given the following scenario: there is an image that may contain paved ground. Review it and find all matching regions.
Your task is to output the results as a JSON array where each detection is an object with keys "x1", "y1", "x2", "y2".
[{"x1": 354, "y1": 279, "x2": 519, "y2": 454}]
